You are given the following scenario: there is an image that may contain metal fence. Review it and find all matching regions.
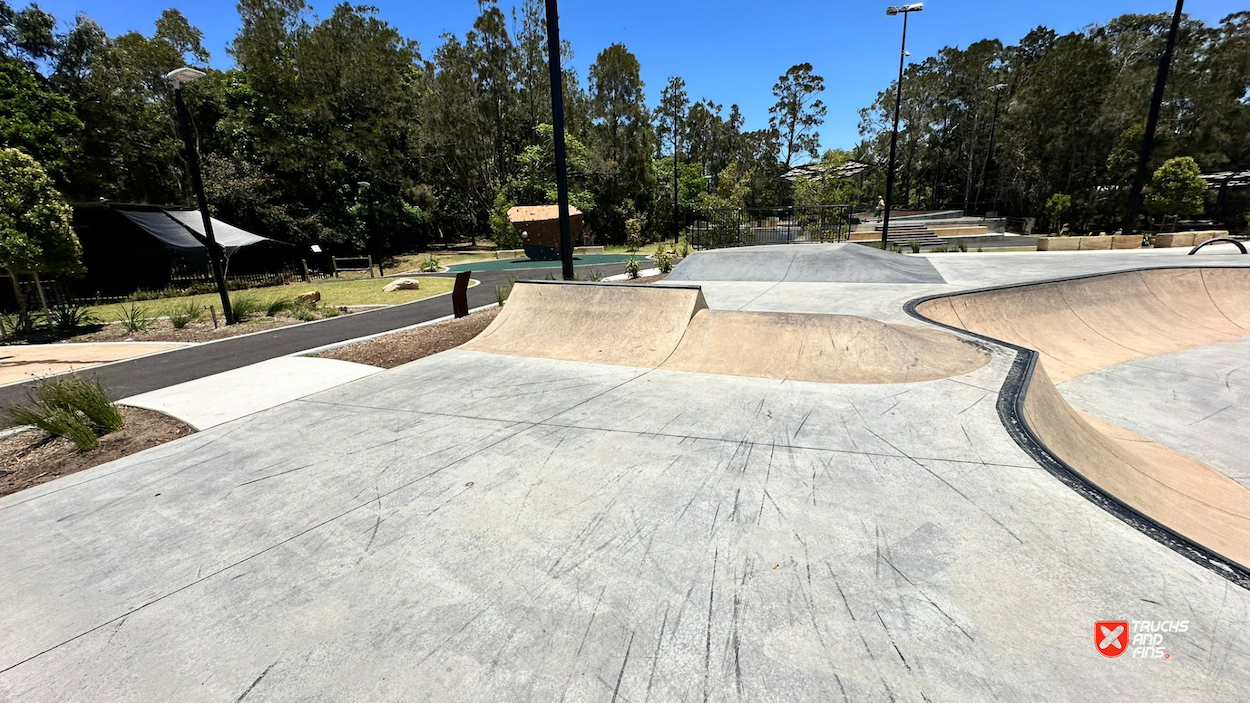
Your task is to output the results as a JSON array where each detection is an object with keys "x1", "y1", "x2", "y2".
[{"x1": 686, "y1": 206, "x2": 853, "y2": 249}]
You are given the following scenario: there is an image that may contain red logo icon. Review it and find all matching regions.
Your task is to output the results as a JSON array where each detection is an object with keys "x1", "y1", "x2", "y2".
[{"x1": 1097, "y1": 621, "x2": 1129, "y2": 657}]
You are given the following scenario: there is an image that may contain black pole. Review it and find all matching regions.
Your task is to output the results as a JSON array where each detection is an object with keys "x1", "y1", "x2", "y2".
[
  {"x1": 173, "y1": 85, "x2": 233, "y2": 324},
  {"x1": 977, "y1": 89, "x2": 1003, "y2": 212},
  {"x1": 881, "y1": 11, "x2": 909, "y2": 251},
  {"x1": 1125, "y1": 0, "x2": 1184, "y2": 235},
  {"x1": 544, "y1": 0, "x2": 574, "y2": 281}
]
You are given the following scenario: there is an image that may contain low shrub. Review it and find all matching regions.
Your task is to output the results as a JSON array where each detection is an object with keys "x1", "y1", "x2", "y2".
[
  {"x1": 36, "y1": 375, "x2": 124, "y2": 435},
  {"x1": 129, "y1": 286, "x2": 185, "y2": 302},
  {"x1": 585, "y1": 270, "x2": 605, "y2": 282},
  {"x1": 909, "y1": 240, "x2": 921, "y2": 253},
  {"x1": 625, "y1": 257, "x2": 641, "y2": 279},
  {"x1": 168, "y1": 300, "x2": 203, "y2": 329},
  {"x1": 9, "y1": 405, "x2": 98, "y2": 451},
  {"x1": 230, "y1": 292, "x2": 264, "y2": 321},
  {"x1": 625, "y1": 219, "x2": 643, "y2": 252},
  {"x1": 47, "y1": 300, "x2": 96, "y2": 331},
  {"x1": 656, "y1": 250, "x2": 674, "y2": 273},
  {"x1": 6, "y1": 375, "x2": 124, "y2": 452},
  {"x1": 266, "y1": 296, "x2": 295, "y2": 317},
  {"x1": 1, "y1": 309, "x2": 42, "y2": 338},
  {"x1": 678, "y1": 240, "x2": 691, "y2": 258},
  {"x1": 418, "y1": 255, "x2": 441, "y2": 272},
  {"x1": 496, "y1": 284, "x2": 511, "y2": 306},
  {"x1": 292, "y1": 305, "x2": 318, "y2": 321},
  {"x1": 115, "y1": 302, "x2": 153, "y2": 333}
]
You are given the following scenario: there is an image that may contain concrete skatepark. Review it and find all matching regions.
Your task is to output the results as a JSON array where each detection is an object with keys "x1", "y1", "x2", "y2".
[{"x1": 2, "y1": 243, "x2": 1249, "y2": 701}]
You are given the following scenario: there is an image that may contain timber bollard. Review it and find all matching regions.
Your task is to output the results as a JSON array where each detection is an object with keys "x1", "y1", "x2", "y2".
[{"x1": 453, "y1": 271, "x2": 471, "y2": 318}]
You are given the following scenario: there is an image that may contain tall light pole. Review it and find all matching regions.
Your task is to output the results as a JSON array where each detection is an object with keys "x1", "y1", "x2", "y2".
[
  {"x1": 544, "y1": 0, "x2": 574, "y2": 281},
  {"x1": 166, "y1": 67, "x2": 234, "y2": 324},
  {"x1": 356, "y1": 181, "x2": 383, "y2": 276},
  {"x1": 976, "y1": 82, "x2": 1008, "y2": 212},
  {"x1": 1124, "y1": 0, "x2": 1184, "y2": 235},
  {"x1": 881, "y1": 3, "x2": 923, "y2": 251}
]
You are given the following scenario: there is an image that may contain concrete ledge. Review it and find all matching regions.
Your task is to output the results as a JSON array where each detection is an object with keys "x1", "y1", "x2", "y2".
[
  {"x1": 1036, "y1": 237, "x2": 1080, "y2": 251},
  {"x1": 1035, "y1": 235, "x2": 1140, "y2": 251},
  {"x1": 1155, "y1": 230, "x2": 1228, "y2": 248}
]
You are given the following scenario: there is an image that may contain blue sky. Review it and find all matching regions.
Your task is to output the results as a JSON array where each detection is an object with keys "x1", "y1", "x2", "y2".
[{"x1": 36, "y1": 0, "x2": 1245, "y2": 152}]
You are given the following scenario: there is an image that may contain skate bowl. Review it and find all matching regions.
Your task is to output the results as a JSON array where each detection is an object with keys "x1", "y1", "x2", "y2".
[
  {"x1": 666, "y1": 242, "x2": 946, "y2": 283},
  {"x1": 465, "y1": 280, "x2": 989, "y2": 384},
  {"x1": 913, "y1": 267, "x2": 1250, "y2": 570}
]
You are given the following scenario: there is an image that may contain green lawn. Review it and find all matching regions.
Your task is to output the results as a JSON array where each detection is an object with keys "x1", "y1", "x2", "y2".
[{"x1": 85, "y1": 276, "x2": 456, "y2": 321}]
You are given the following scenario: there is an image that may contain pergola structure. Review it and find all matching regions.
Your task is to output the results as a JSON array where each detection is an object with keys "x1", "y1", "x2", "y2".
[
  {"x1": 780, "y1": 160, "x2": 875, "y2": 182},
  {"x1": 1200, "y1": 167, "x2": 1250, "y2": 217}
]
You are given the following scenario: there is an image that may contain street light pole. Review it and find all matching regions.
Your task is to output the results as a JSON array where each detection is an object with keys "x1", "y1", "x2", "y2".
[
  {"x1": 543, "y1": 0, "x2": 574, "y2": 281},
  {"x1": 166, "y1": 67, "x2": 233, "y2": 324},
  {"x1": 881, "y1": 4, "x2": 923, "y2": 252},
  {"x1": 976, "y1": 83, "x2": 1008, "y2": 212},
  {"x1": 1124, "y1": 0, "x2": 1184, "y2": 235},
  {"x1": 357, "y1": 181, "x2": 382, "y2": 276}
]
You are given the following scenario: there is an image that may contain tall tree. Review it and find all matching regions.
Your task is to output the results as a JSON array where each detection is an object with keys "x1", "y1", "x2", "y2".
[
  {"x1": 0, "y1": 56, "x2": 80, "y2": 181},
  {"x1": 587, "y1": 43, "x2": 653, "y2": 239},
  {"x1": 769, "y1": 63, "x2": 826, "y2": 168}
]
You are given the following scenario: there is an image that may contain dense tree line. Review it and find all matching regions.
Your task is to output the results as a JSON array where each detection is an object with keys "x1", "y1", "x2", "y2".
[
  {"x1": 0, "y1": 0, "x2": 828, "y2": 256},
  {"x1": 857, "y1": 11, "x2": 1250, "y2": 228}
]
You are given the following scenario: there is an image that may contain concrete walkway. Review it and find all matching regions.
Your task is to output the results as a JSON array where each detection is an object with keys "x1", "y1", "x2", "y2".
[
  {"x1": 1, "y1": 244, "x2": 1248, "y2": 701},
  {"x1": 119, "y1": 357, "x2": 382, "y2": 430},
  {"x1": 0, "y1": 342, "x2": 190, "y2": 387}
]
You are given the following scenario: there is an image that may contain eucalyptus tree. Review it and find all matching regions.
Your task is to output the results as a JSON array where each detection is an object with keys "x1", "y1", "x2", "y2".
[{"x1": 769, "y1": 63, "x2": 826, "y2": 169}]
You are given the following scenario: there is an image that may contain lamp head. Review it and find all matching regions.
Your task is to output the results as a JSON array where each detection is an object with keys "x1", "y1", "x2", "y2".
[
  {"x1": 886, "y1": 6, "x2": 900, "y2": 15},
  {"x1": 164, "y1": 67, "x2": 206, "y2": 88}
]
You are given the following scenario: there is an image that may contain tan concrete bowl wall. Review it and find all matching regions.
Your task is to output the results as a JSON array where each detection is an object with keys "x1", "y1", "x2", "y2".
[{"x1": 915, "y1": 268, "x2": 1250, "y2": 569}]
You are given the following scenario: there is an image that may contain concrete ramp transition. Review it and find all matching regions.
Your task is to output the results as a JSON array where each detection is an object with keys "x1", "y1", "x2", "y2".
[
  {"x1": 663, "y1": 310, "x2": 989, "y2": 384},
  {"x1": 462, "y1": 281, "x2": 708, "y2": 367},
  {"x1": 916, "y1": 268, "x2": 1250, "y2": 569},
  {"x1": 466, "y1": 280, "x2": 989, "y2": 384},
  {"x1": 666, "y1": 242, "x2": 947, "y2": 284}
]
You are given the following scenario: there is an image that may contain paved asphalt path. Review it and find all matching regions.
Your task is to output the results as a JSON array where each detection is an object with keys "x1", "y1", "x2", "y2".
[{"x1": 0, "y1": 262, "x2": 635, "y2": 407}]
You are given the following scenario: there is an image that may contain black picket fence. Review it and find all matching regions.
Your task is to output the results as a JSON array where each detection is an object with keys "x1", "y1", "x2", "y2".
[{"x1": 686, "y1": 206, "x2": 853, "y2": 250}]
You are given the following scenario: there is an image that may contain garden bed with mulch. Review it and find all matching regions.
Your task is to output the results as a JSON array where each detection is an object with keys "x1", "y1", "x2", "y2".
[
  {"x1": 317, "y1": 307, "x2": 501, "y2": 369},
  {"x1": 0, "y1": 406, "x2": 194, "y2": 498}
]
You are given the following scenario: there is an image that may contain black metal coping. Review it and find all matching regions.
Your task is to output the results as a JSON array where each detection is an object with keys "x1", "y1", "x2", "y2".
[{"x1": 904, "y1": 265, "x2": 1250, "y2": 591}]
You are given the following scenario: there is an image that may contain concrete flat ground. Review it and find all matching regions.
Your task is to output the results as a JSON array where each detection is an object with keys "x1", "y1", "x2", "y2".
[{"x1": 1, "y1": 244, "x2": 1248, "y2": 701}]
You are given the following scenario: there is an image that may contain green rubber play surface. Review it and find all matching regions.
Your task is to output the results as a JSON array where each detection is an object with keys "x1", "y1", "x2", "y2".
[{"x1": 445, "y1": 254, "x2": 647, "y2": 272}]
